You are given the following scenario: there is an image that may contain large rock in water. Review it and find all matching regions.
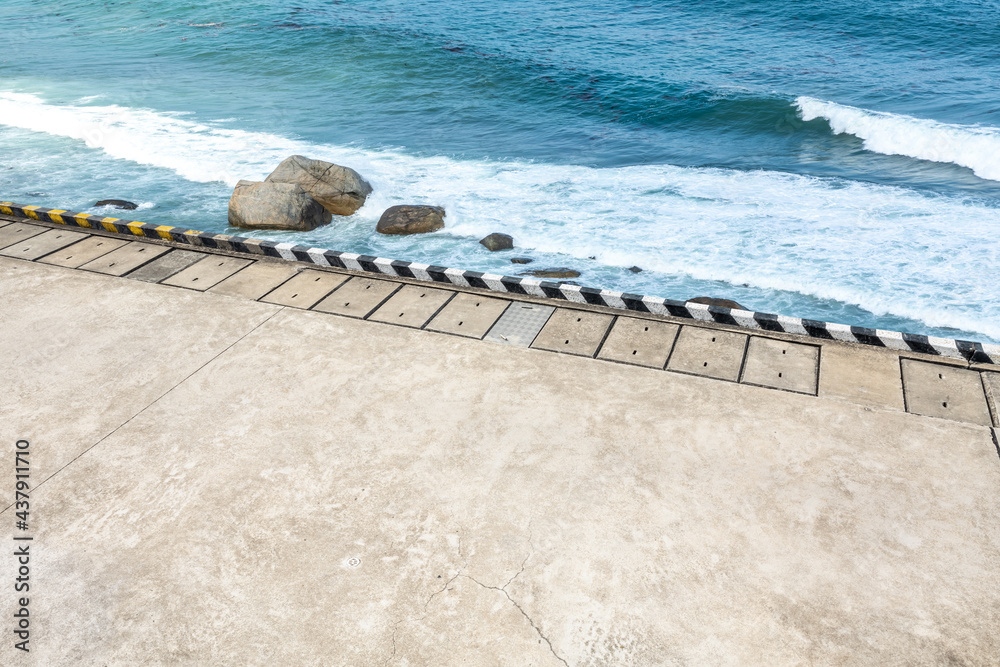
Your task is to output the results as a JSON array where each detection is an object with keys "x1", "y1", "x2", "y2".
[
  {"x1": 265, "y1": 155, "x2": 372, "y2": 216},
  {"x1": 228, "y1": 180, "x2": 332, "y2": 231},
  {"x1": 688, "y1": 296, "x2": 747, "y2": 310},
  {"x1": 376, "y1": 205, "x2": 445, "y2": 235},
  {"x1": 95, "y1": 199, "x2": 138, "y2": 210},
  {"x1": 479, "y1": 233, "x2": 514, "y2": 251},
  {"x1": 521, "y1": 267, "x2": 581, "y2": 279}
]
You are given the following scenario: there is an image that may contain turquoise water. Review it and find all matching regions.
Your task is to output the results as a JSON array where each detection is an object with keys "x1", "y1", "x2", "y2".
[{"x1": 2, "y1": 1, "x2": 999, "y2": 341}]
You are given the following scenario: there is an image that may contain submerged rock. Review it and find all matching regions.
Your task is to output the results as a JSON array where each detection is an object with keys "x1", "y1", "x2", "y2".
[
  {"x1": 265, "y1": 155, "x2": 372, "y2": 216},
  {"x1": 376, "y1": 205, "x2": 445, "y2": 235},
  {"x1": 95, "y1": 199, "x2": 138, "y2": 210},
  {"x1": 510, "y1": 257, "x2": 534, "y2": 264},
  {"x1": 628, "y1": 266, "x2": 642, "y2": 273},
  {"x1": 228, "y1": 180, "x2": 331, "y2": 231},
  {"x1": 688, "y1": 296, "x2": 747, "y2": 310},
  {"x1": 520, "y1": 267, "x2": 581, "y2": 279},
  {"x1": 479, "y1": 233, "x2": 514, "y2": 251}
]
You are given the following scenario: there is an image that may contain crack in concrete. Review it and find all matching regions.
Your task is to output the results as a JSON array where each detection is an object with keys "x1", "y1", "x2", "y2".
[
  {"x1": 425, "y1": 571, "x2": 463, "y2": 612},
  {"x1": 382, "y1": 619, "x2": 402, "y2": 667},
  {"x1": 502, "y1": 551, "x2": 531, "y2": 591},
  {"x1": 464, "y1": 574, "x2": 569, "y2": 667},
  {"x1": 384, "y1": 567, "x2": 465, "y2": 665}
]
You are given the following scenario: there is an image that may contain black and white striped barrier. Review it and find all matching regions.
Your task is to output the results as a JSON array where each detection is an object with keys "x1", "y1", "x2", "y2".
[{"x1": 3, "y1": 201, "x2": 997, "y2": 365}]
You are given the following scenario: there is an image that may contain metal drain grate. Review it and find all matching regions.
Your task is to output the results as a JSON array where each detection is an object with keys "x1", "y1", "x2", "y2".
[{"x1": 483, "y1": 302, "x2": 555, "y2": 347}]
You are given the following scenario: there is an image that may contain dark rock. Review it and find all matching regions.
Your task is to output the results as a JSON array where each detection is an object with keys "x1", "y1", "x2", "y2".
[
  {"x1": 688, "y1": 296, "x2": 747, "y2": 310},
  {"x1": 265, "y1": 155, "x2": 372, "y2": 216},
  {"x1": 376, "y1": 205, "x2": 446, "y2": 235},
  {"x1": 95, "y1": 199, "x2": 138, "y2": 210},
  {"x1": 228, "y1": 180, "x2": 331, "y2": 231},
  {"x1": 628, "y1": 266, "x2": 642, "y2": 273},
  {"x1": 510, "y1": 257, "x2": 534, "y2": 264},
  {"x1": 520, "y1": 267, "x2": 581, "y2": 279},
  {"x1": 479, "y1": 233, "x2": 514, "y2": 251}
]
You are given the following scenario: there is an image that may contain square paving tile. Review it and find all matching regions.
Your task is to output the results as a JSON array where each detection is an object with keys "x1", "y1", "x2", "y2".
[
  {"x1": 0, "y1": 222, "x2": 46, "y2": 250},
  {"x1": 901, "y1": 360, "x2": 991, "y2": 426},
  {"x1": 260, "y1": 270, "x2": 349, "y2": 309},
  {"x1": 161, "y1": 255, "x2": 253, "y2": 291},
  {"x1": 597, "y1": 317, "x2": 679, "y2": 368},
  {"x1": 483, "y1": 302, "x2": 555, "y2": 347},
  {"x1": 209, "y1": 261, "x2": 299, "y2": 300},
  {"x1": 741, "y1": 336, "x2": 820, "y2": 395},
  {"x1": 37, "y1": 236, "x2": 129, "y2": 268},
  {"x1": 818, "y1": 343, "x2": 904, "y2": 411},
  {"x1": 531, "y1": 308, "x2": 615, "y2": 357},
  {"x1": 78, "y1": 241, "x2": 170, "y2": 276},
  {"x1": 368, "y1": 285, "x2": 454, "y2": 328},
  {"x1": 0, "y1": 228, "x2": 88, "y2": 260},
  {"x1": 425, "y1": 292, "x2": 510, "y2": 339},
  {"x1": 312, "y1": 277, "x2": 401, "y2": 319},
  {"x1": 667, "y1": 326, "x2": 748, "y2": 382},
  {"x1": 125, "y1": 250, "x2": 204, "y2": 283}
]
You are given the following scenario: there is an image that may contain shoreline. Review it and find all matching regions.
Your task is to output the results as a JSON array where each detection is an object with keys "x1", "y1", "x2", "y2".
[{"x1": 3, "y1": 199, "x2": 997, "y2": 366}]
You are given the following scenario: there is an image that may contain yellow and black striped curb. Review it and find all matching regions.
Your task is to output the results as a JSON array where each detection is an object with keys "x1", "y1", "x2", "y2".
[{"x1": 3, "y1": 200, "x2": 998, "y2": 365}]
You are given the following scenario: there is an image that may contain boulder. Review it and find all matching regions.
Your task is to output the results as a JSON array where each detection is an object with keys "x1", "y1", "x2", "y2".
[
  {"x1": 510, "y1": 257, "x2": 533, "y2": 264},
  {"x1": 376, "y1": 205, "x2": 445, "y2": 235},
  {"x1": 228, "y1": 180, "x2": 332, "y2": 231},
  {"x1": 479, "y1": 233, "x2": 514, "y2": 251},
  {"x1": 95, "y1": 199, "x2": 138, "y2": 210},
  {"x1": 628, "y1": 266, "x2": 642, "y2": 273},
  {"x1": 520, "y1": 267, "x2": 581, "y2": 279},
  {"x1": 688, "y1": 296, "x2": 747, "y2": 310},
  {"x1": 265, "y1": 155, "x2": 372, "y2": 216}
]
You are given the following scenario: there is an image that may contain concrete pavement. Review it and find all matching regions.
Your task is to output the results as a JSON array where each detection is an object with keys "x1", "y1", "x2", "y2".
[{"x1": 1, "y1": 219, "x2": 999, "y2": 665}]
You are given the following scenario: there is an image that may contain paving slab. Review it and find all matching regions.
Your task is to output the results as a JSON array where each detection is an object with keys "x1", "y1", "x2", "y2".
[
  {"x1": 741, "y1": 336, "x2": 820, "y2": 395},
  {"x1": 667, "y1": 325, "x2": 748, "y2": 382},
  {"x1": 819, "y1": 343, "x2": 905, "y2": 411},
  {"x1": 78, "y1": 240, "x2": 170, "y2": 276},
  {"x1": 982, "y1": 372, "x2": 1000, "y2": 427},
  {"x1": 901, "y1": 359, "x2": 992, "y2": 426},
  {"x1": 0, "y1": 228, "x2": 87, "y2": 260},
  {"x1": 0, "y1": 220, "x2": 46, "y2": 249},
  {"x1": 161, "y1": 255, "x2": 253, "y2": 291},
  {"x1": 597, "y1": 317, "x2": 680, "y2": 368},
  {"x1": 4, "y1": 298, "x2": 999, "y2": 665},
  {"x1": 209, "y1": 260, "x2": 299, "y2": 300},
  {"x1": 312, "y1": 276, "x2": 401, "y2": 318},
  {"x1": 260, "y1": 269, "x2": 349, "y2": 308},
  {"x1": 483, "y1": 302, "x2": 555, "y2": 347},
  {"x1": 368, "y1": 284, "x2": 455, "y2": 328},
  {"x1": 0, "y1": 255, "x2": 280, "y2": 481},
  {"x1": 530, "y1": 309, "x2": 615, "y2": 357},
  {"x1": 36, "y1": 235, "x2": 128, "y2": 268},
  {"x1": 125, "y1": 249, "x2": 204, "y2": 283},
  {"x1": 425, "y1": 292, "x2": 511, "y2": 339}
]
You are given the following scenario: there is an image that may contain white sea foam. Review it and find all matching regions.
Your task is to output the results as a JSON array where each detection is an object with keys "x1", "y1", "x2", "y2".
[
  {"x1": 797, "y1": 96, "x2": 1000, "y2": 182},
  {"x1": 2, "y1": 91, "x2": 999, "y2": 339}
]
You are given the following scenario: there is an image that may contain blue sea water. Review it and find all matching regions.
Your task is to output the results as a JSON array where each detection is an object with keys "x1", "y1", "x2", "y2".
[{"x1": 1, "y1": 0, "x2": 999, "y2": 341}]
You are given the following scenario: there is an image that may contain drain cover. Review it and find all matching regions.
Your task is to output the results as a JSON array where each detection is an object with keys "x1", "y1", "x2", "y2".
[{"x1": 483, "y1": 302, "x2": 555, "y2": 347}]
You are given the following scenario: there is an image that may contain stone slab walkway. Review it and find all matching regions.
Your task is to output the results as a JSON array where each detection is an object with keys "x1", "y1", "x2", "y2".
[{"x1": 0, "y1": 219, "x2": 998, "y2": 665}]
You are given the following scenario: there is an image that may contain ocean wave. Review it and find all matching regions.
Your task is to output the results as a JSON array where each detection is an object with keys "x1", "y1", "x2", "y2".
[
  {"x1": 0, "y1": 91, "x2": 301, "y2": 186},
  {"x1": 2, "y1": 91, "x2": 999, "y2": 340},
  {"x1": 797, "y1": 96, "x2": 1000, "y2": 182}
]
